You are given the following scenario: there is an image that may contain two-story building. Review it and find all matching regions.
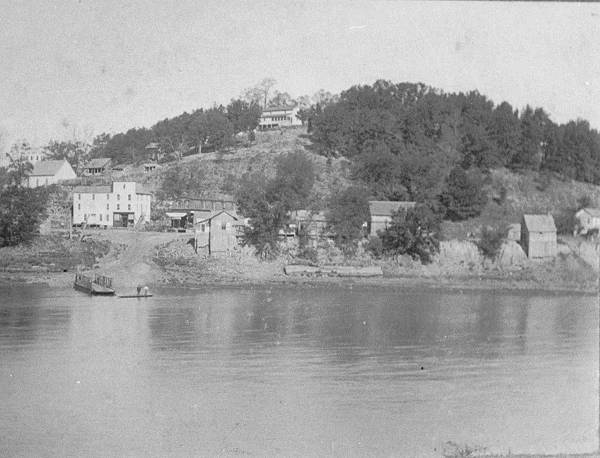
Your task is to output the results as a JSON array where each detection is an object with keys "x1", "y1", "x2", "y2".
[
  {"x1": 258, "y1": 105, "x2": 302, "y2": 130},
  {"x1": 73, "y1": 181, "x2": 152, "y2": 228}
]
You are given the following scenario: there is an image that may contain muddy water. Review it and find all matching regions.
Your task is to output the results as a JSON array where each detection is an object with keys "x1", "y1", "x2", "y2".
[{"x1": 1, "y1": 286, "x2": 598, "y2": 457}]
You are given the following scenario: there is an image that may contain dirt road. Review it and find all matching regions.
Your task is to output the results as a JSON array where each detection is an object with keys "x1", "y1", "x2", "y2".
[{"x1": 92, "y1": 230, "x2": 185, "y2": 292}]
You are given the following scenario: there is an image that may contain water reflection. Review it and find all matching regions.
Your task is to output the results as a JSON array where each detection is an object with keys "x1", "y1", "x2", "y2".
[{"x1": 0, "y1": 286, "x2": 597, "y2": 457}]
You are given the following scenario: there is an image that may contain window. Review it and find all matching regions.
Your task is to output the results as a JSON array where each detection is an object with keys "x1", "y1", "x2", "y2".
[
  {"x1": 77, "y1": 204, "x2": 80, "y2": 210},
  {"x1": 123, "y1": 184, "x2": 126, "y2": 189},
  {"x1": 128, "y1": 194, "x2": 131, "y2": 201},
  {"x1": 221, "y1": 222, "x2": 227, "y2": 230},
  {"x1": 117, "y1": 204, "x2": 120, "y2": 210},
  {"x1": 107, "y1": 194, "x2": 109, "y2": 199},
  {"x1": 117, "y1": 194, "x2": 120, "y2": 200},
  {"x1": 78, "y1": 194, "x2": 81, "y2": 200},
  {"x1": 106, "y1": 214, "x2": 109, "y2": 222},
  {"x1": 100, "y1": 214, "x2": 103, "y2": 221},
  {"x1": 128, "y1": 204, "x2": 131, "y2": 211},
  {"x1": 106, "y1": 204, "x2": 109, "y2": 210},
  {"x1": 92, "y1": 194, "x2": 95, "y2": 200}
]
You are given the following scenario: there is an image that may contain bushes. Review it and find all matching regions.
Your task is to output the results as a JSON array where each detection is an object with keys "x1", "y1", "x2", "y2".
[
  {"x1": 476, "y1": 226, "x2": 505, "y2": 259},
  {"x1": 379, "y1": 204, "x2": 441, "y2": 264}
]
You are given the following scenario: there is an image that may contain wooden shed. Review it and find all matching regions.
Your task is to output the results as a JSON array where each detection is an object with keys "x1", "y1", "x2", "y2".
[
  {"x1": 520, "y1": 214, "x2": 557, "y2": 259},
  {"x1": 195, "y1": 210, "x2": 239, "y2": 256}
]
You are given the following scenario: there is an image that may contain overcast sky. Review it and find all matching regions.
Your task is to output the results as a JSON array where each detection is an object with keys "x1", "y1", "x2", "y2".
[{"x1": 0, "y1": 1, "x2": 598, "y2": 146}]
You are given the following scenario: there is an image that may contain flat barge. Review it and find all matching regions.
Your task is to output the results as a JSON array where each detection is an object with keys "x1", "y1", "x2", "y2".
[{"x1": 74, "y1": 273, "x2": 115, "y2": 295}]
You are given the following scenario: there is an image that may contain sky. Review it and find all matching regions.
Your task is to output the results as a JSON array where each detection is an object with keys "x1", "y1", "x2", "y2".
[{"x1": 0, "y1": 1, "x2": 599, "y2": 147}]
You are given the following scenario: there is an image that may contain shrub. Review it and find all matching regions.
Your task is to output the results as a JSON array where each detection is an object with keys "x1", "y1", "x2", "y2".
[
  {"x1": 439, "y1": 167, "x2": 488, "y2": 221},
  {"x1": 365, "y1": 236, "x2": 383, "y2": 259},
  {"x1": 380, "y1": 204, "x2": 441, "y2": 264},
  {"x1": 476, "y1": 226, "x2": 505, "y2": 259},
  {"x1": 553, "y1": 208, "x2": 576, "y2": 235}
]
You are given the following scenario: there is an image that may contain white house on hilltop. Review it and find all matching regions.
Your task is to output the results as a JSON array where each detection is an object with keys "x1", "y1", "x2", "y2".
[
  {"x1": 258, "y1": 105, "x2": 302, "y2": 130},
  {"x1": 73, "y1": 181, "x2": 152, "y2": 228},
  {"x1": 26, "y1": 160, "x2": 77, "y2": 188}
]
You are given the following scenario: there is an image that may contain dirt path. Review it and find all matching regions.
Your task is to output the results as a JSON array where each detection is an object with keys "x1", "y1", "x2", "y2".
[{"x1": 93, "y1": 231, "x2": 184, "y2": 292}]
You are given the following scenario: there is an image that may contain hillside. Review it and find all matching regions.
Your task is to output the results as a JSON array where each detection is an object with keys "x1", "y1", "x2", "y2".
[
  {"x1": 116, "y1": 127, "x2": 600, "y2": 242},
  {"x1": 120, "y1": 127, "x2": 353, "y2": 207}
]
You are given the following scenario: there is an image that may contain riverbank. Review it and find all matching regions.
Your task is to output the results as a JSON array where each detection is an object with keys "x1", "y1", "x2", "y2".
[{"x1": 1, "y1": 231, "x2": 599, "y2": 295}]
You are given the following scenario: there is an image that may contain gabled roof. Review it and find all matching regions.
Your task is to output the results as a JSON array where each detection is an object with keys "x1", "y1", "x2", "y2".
[
  {"x1": 522, "y1": 214, "x2": 556, "y2": 233},
  {"x1": 368, "y1": 201, "x2": 416, "y2": 217},
  {"x1": 73, "y1": 185, "x2": 112, "y2": 193},
  {"x1": 85, "y1": 158, "x2": 111, "y2": 169},
  {"x1": 29, "y1": 160, "x2": 70, "y2": 176},
  {"x1": 578, "y1": 208, "x2": 600, "y2": 218},
  {"x1": 195, "y1": 210, "x2": 238, "y2": 224}
]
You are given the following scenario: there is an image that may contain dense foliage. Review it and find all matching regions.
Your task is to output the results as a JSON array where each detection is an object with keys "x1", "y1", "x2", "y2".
[
  {"x1": 326, "y1": 186, "x2": 370, "y2": 252},
  {"x1": 379, "y1": 205, "x2": 441, "y2": 263},
  {"x1": 307, "y1": 80, "x2": 600, "y2": 202},
  {"x1": 439, "y1": 167, "x2": 488, "y2": 221},
  {"x1": 89, "y1": 101, "x2": 261, "y2": 164},
  {"x1": 476, "y1": 226, "x2": 505, "y2": 259},
  {"x1": 235, "y1": 152, "x2": 315, "y2": 258},
  {"x1": 0, "y1": 161, "x2": 50, "y2": 247}
]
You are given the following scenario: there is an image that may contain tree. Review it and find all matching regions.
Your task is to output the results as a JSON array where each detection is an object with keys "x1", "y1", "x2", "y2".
[
  {"x1": 0, "y1": 160, "x2": 50, "y2": 247},
  {"x1": 242, "y1": 77, "x2": 277, "y2": 108},
  {"x1": 269, "y1": 91, "x2": 294, "y2": 107},
  {"x1": 326, "y1": 186, "x2": 370, "y2": 252},
  {"x1": 226, "y1": 99, "x2": 262, "y2": 134},
  {"x1": 44, "y1": 140, "x2": 90, "y2": 171},
  {"x1": 439, "y1": 166, "x2": 488, "y2": 221},
  {"x1": 352, "y1": 142, "x2": 408, "y2": 200},
  {"x1": 235, "y1": 172, "x2": 288, "y2": 259},
  {"x1": 269, "y1": 152, "x2": 315, "y2": 211},
  {"x1": 380, "y1": 204, "x2": 441, "y2": 263},
  {"x1": 234, "y1": 152, "x2": 316, "y2": 258}
]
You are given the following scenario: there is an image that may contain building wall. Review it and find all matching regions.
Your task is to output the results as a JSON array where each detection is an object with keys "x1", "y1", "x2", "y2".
[
  {"x1": 205, "y1": 213, "x2": 238, "y2": 254},
  {"x1": 258, "y1": 107, "x2": 302, "y2": 129},
  {"x1": 27, "y1": 162, "x2": 76, "y2": 188},
  {"x1": 521, "y1": 229, "x2": 557, "y2": 258},
  {"x1": 370, "y1": 216, "x2": 392, "y2": 236},
  {"x1": 73, "y1": 182, "x2": 151, "y2": 227}
]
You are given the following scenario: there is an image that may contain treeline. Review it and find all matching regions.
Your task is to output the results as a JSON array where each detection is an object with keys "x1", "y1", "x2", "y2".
[
  {"x1": 307, "y1": 80, "x2": 600, "y2": 200},
  {"x1": 90, "y1": 101, "x2": 262, "y2": 164}
]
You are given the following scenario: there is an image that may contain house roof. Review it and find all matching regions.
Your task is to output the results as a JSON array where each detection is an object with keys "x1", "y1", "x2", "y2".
[
  {"x1": 368, "y1": 201, "x2": 416, "y2": 217},
  {"x1": 29, "y1": 160, "x2": 69, "y2": 176},
  {"x1": 85, "y1": 158, "x2": 111, "y2": 169},
  {"x1": 579, "y1": 208, "x2": 600, "y2": 218},
  {"x1": 195, "y1": 210, "x2": 238, "y2": 224},
  {"x1": 73, "y1": 185, "x2": 112, "y2": 193},
  {"x1": 262, "y1": 105, "x2": 297, "y2": 113},
  {"x1": 522, "y1": 214, "x2": 556, "y2": 233}
]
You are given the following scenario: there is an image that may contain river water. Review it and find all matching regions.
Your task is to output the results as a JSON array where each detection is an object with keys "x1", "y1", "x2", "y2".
[{"x1": 1, "y1": 285, "x2": 598, "y2": 457}]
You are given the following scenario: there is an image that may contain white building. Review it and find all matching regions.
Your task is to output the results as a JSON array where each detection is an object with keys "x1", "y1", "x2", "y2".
[
  {"x1": 575, "y1": 208, "x2": 600, "y2": 235},
  {"x1": 73, "y1": 181, "x2": 152, "y2": 228},
  {"x1": 26, "y1": 160, "x2": 77, "y2": 188},
  {"x1": 258, "y1": 105, "x2": 302, "y2": 130}
]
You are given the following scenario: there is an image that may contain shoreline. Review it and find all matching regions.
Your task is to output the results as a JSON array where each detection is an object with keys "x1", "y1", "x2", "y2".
[{"x1": 1, "y1": 268, "x2": 596, "y2": 296}]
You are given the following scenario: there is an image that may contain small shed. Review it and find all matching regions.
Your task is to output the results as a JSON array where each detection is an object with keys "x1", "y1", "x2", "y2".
[
  {"x1": 574, "y1": 208, "x2": 600, "y2": 235},
  {"x1": 195, "y1": 210, "x2": 238, "y2": 256},
  {"x1": 368, "y1": 201, "x2": 416, "y2": 236},
  {"x1": 520, "y1": 214, "x2": 557, "y2": 259}
]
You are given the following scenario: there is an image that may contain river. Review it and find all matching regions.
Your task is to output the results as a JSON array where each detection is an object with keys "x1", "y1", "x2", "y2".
[{"x1": 1, "y1": 285, "x2": 598, "y2": 457}]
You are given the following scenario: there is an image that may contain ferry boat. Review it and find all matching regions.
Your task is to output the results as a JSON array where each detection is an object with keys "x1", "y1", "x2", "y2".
[{"x1": 74, "y1": 272, "x2": 115, "y2": 295}]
